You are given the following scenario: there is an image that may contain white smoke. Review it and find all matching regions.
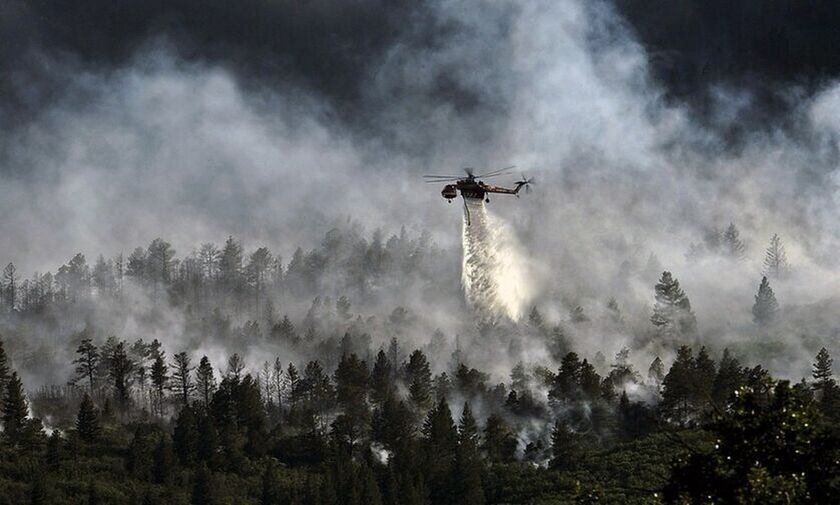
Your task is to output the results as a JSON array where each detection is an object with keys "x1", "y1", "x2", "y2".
[{"x1": 461, "y1": 198, "x2": 536, "y2": 321}]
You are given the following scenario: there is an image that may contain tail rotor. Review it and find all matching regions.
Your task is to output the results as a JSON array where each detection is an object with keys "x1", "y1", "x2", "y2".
[{"x1": 517, "y1": 174, "x2": 535, "y2": 195}]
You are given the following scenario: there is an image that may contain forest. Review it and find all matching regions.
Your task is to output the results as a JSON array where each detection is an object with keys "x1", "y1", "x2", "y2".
[{"x1": 0, "y1": 222, "x2": 837, "y2": 504}]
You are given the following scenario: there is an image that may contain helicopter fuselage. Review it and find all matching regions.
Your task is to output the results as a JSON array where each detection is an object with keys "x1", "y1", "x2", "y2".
[{"x1": 441, "y1": 178, "x2": 524, "y2": 203}]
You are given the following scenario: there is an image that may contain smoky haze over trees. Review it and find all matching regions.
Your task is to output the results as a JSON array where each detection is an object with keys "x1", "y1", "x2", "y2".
[{"x1": 2, "y1": 0, "x2": 840, "y2": 502}]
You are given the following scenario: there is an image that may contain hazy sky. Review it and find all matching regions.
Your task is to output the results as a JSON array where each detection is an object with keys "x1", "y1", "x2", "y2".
[{"x1": 3, "y1": 0, "x2": 840, "y2": 287}]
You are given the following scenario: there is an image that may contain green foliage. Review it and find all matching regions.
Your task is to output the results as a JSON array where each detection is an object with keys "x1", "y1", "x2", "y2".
[
  {"x1": 665, "y1": 380, "x2": 840, "y2": 503},
  {"x1": 2, "y1": 372, "x2": 29, "y2": 447},
  {"x1": 753, "y1": 276, "x2": 779, "y2": 326},
  {"x1": 651, "y1": 271, "x2": 696, "y2": 338},
  {"x1": 76, "y1": 393, "x2": 100, "y2": 442}
]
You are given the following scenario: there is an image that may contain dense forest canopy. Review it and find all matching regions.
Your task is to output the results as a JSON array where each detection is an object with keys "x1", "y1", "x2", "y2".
[{"x1": 0, "y1": 221, "x2": 838, "y2": 502}]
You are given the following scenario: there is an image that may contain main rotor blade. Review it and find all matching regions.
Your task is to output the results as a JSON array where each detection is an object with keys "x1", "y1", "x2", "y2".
[
  {"x1": 475, "y1": 165, "x2": 516, "y2": 178},
  {"x1": 425, "y1": 179, "x2": 460, "y2": 183},
  {"x1": 478, "y1": 170, "x2": 515, "y2": 180},
  {"x1": 423, "y1": 174, "x2": 463, "y2": 178}
]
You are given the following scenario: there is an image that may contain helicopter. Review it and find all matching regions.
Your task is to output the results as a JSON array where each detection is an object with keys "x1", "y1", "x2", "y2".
[{"x1": 424, "y1": 166, "x2": 534, "y2": 225}]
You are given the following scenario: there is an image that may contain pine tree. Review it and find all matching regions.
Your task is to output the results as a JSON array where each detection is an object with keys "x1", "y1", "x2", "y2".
[
  {"x1": 550, "y1": 420, "x2": 580, "y2": 470},
  {"x1": 195, "y1": 356, "x2": 217, "y2": 407},
  {"x1": 73, "y1": 338, "x2": 99, "y2": 391},
  {"x1": 528, "y1": 306, "x2": 544, "y2": 330},
  {"x1": 422, "y1": 398, "x2": 458, "y2": 504},
  {"x1": 405, "y1": 350, "x2": 433, "y2": 410},
  {"x1": 813, "y1": 348, "x2": 833, "y2": 390},
  {"x1": 722, "y1": 223, "x2": 746, "y2": 260},
  {"x1": 2, "y1": 371, "x2": 29, "y2": 446},
  {"x1": 648, "y1": 356, "x2": 665, "y2": 388},
  {"x1": 333, "y1": 354, "x2": 369, "y2": 450},
  {"x1": 549, "y1": 352, "x2": 581, "y2": 403},
  {"x1": 226, "y1": 353, "x2": 245, "y2": 380},
  {"x1": 2, "y1": 262, "x2": 18, "y2": 311},
  {"x1": 106, "y1": 340, "x2": 135, "y2": 406},
  {"x1": 458, "y1": 402, "x2": 479, "y2": 448},
  {"x1": 651, "y1": 271, "x2": 696, "y2": 337},
  {"x1": 170, "y1": 351, "x2": 194, "y2": 406},
  {"x1": 578, "y1": 359, "x2": 601, "y2": 401},
  {"x1": 763, "y1": 233, "x2": 790, "y2": 279},
  {"x1": 752, "y1": 276, "x2": 779, "y2": 326},
  {"x1": 482, "y1": 414, "x2": 516, "y2": 463},
  {"x1": 150, "y1": 342, "x2": 168, "y2": 415},
  {"x1": 660, "y1": 346, "x2": 695, "y2": 426},
  {"x1": 370, "y1": 349, "x2": 393, "y2": 406},
  {"x1": 693, "y1": 347, "x2": 717, "y2": 409},
  {"x1": 76, "y1": 393, "x2": 100, "y2": 442},
  {"x1": 712, "y1": 349, "x2": 743, "y2": 406},
  {"x1": 0, "y1": 339, "x2": 10, "y2": 394}
]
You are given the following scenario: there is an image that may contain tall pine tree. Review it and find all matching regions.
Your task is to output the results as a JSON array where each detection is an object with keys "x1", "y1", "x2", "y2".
[
  {"x1": 752, "y1": 276, "x2": 779, "y2": 326},
  {"x1": 651, "y1": 271, "x2": 696, "y2": 338},
  {"x1": 762, "y1": 233, "x2": 790, "y2": 279}
]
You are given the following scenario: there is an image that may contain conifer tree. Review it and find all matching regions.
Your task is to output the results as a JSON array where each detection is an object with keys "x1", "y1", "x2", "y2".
[
  {"x1": 370, "y1": 349, "x2": 393, "y2": 406},
  {"x1": 648, "y1": 356, "x2": 665, "y2": 388},
  {"x1": 170, "y1": 351, "x2": 194, "y2": 406},
  {"x1": 549, "y1": 352, "x2": 582, "y2": 403},
  {"x1": 405, "y1": 350, "x2": 433, "y2": 410},
  {"x1": 693, "y1": 347, "x2": 717, "y2": 409},
  {"x1": 763, "y1": 233, "x2": 790, "y2": 279},
  {"x1": 482, "y1": 414, "x2": 516, "y2": 463},
  {"x1": 2, "y1": 262, "x2": 18, "y2": 311},
  {"x1": 578, "y1": 359, "x2": 602, "y2": 401},
  {"x1": 722, "y1": 223, "x2": 746, "y2": 260},
  {"x1": 226, "y1": 353, "x2": 245, "y2": 380},
  {"x1": 752, "y1": 276, "x2": 779, "y2": 326},
  {"x1": 550, "y1": 420, "x2": 580, "y2": 471},
  {"x1": 651, "y1": 271, "x2": 696, "y2": 337},
  {"x1": 76, "y1": 393, "x2": 100, "y2": 442},
  {"x1": 712, "y1": 349, "x2": 743, "y2": 406},
  {"x1": 457, "y1": 402, "x2": 479, "y2": 448},
  {"x1": 660, "y1": 346, "x2": 695, "y2": 426},
  {"x1": 422, "y1": 398, "x2": 458, "y2": 503},
  {"x1": 528, "y1": 306, "x2": 544, "y2": 330},
  {"x1": 107, "y1": 340, "x2": 135, "y2": 406},
  {"x1": 195, "y1": 356, "x2": 217, "y2": 407},
  {"x1": 150, "y1": 343, "x2": 168, "y2": 416},
  {"x1": 3, "y1": 371, "x2": 28, "y2": 446},
  {"x1": 73, "y1": 339, "x2": 99, "y2": 391},
  {"x1": 0, "y1": 339, "x2": 9, "y2": 394},
  {"x1": 813, "y1": 348, "x2": 833, "y2": 390},
  {"x1": 453, "y1": 439, "x2": 485, "y2": 505},
  {"x1": 569, "y1": 305, "x2": 588, "y2": 323}
]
